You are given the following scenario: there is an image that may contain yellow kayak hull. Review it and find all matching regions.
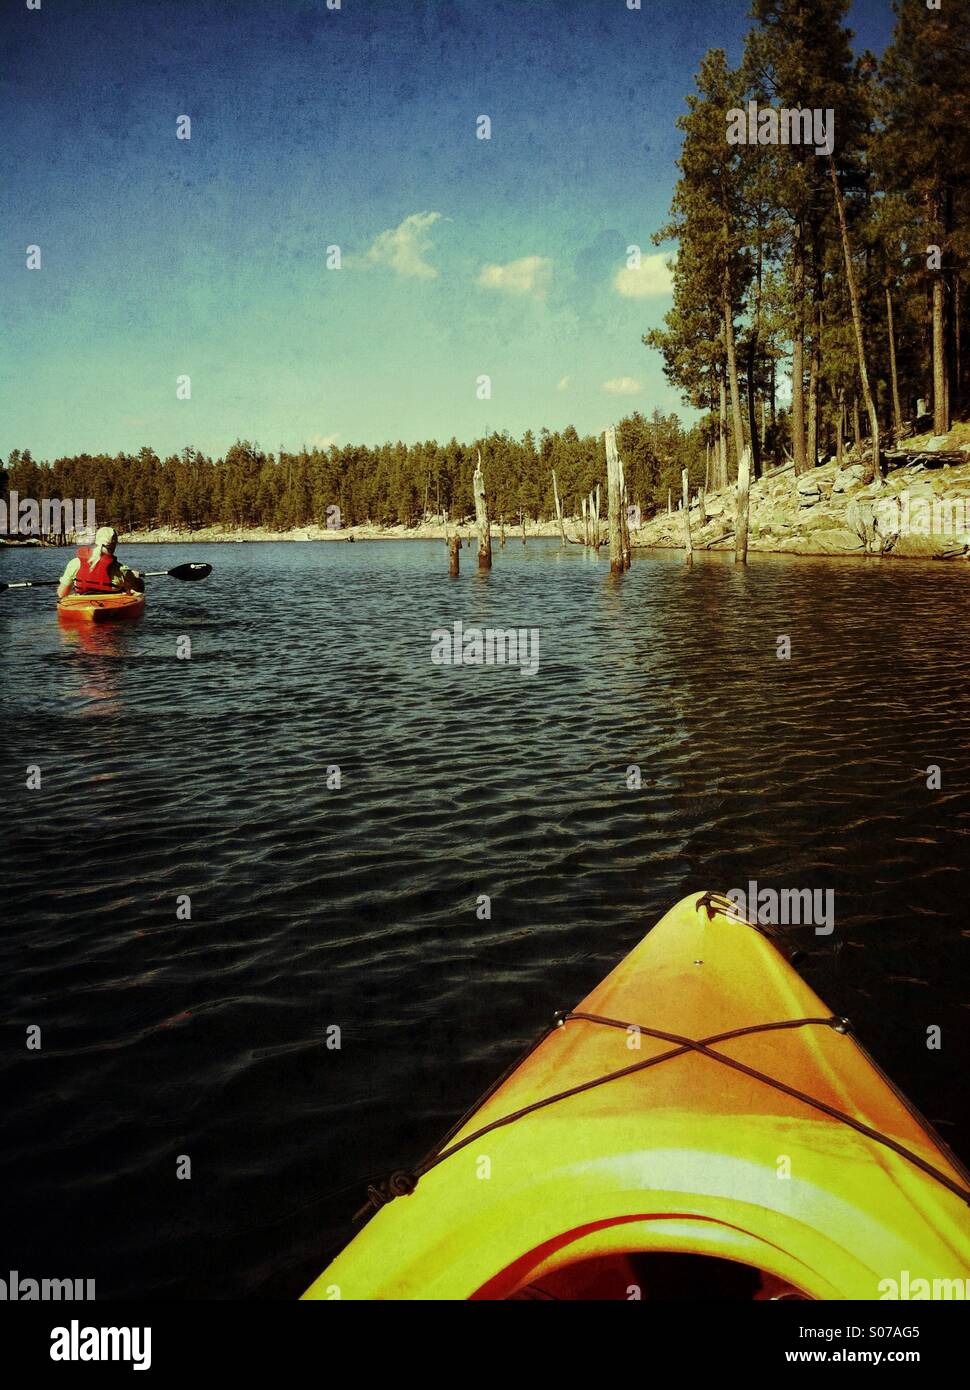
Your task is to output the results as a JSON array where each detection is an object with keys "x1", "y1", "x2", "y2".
[{"x1": 303, "y1": 893, "x2": 970, "y2": 1300}]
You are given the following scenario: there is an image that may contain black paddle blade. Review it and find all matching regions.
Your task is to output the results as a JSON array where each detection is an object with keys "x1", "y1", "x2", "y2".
[{"x1": 169, "y1": 563, "x2": 212, "y2": 581}]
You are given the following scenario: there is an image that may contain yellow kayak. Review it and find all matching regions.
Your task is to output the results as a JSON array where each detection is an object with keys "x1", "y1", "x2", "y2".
[{"x1": 303, "y1": 892, "x2": 970, "y2": 1300}]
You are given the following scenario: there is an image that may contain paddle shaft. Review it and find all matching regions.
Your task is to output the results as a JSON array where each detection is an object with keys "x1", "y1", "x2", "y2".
[{"x1": 0, "y1": 562, "x2": 212, "y2": 593}]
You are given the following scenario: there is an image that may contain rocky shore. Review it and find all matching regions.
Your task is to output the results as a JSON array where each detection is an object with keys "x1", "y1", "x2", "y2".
[{"x1": 634, "y1": 429, "x2": 970, "y2": 562}]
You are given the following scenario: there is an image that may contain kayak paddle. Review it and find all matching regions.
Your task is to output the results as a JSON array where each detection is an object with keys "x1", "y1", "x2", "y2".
[
  {"x1": 141, "y1": 563, "x2": 213, "y2": 581},
  {"x1": 0, "y1": 561, "x2": 213, "y2": 593}
]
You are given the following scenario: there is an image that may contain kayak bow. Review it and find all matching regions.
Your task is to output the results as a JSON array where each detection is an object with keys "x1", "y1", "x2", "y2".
[{"x1": 303, "y1": 892, "x2": 970, "y2": 1301}]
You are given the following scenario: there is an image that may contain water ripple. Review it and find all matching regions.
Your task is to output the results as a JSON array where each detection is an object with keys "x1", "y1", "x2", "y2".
[{"x1": 2, "y1": 541, "x2": 969, "y2": 1296}]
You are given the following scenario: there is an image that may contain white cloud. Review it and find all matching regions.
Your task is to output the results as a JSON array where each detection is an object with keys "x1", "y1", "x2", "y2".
[
  {"x1": 603, "y1": 377, "x2": 642, "y2": 396},
  {"x1": 478, "y1": 255, "x2": 553, "y2": 300},
  {"x1": 309, "y1": 433, "x2": 340, "y2": 449},
  {"x1": 362, "y1": 212, "x2": 443, "y2": 280},
  {"x1": 557, "y1": 375, "x2": 570, "y2": 392},
  {"x1": 613, "y1": 252, "x2": 675, "y2": 299}
]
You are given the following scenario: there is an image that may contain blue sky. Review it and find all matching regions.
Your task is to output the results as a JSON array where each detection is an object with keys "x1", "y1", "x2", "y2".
[{"x1": 1, "y1": 0, "x2": 896, "y2": 461}]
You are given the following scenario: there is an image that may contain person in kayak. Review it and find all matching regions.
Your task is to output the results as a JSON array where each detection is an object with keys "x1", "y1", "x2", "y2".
[{"x1": 56, "y1": 526, "x2": 145, "y2": 599}]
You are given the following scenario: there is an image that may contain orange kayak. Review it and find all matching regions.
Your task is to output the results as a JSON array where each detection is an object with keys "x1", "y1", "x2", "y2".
[
  {"x1": 57, "y1": 592, "x2": 145, "y2": 624},
  {"x1": 303, "y1": 892, "x2": 970, "y2": 1300}
]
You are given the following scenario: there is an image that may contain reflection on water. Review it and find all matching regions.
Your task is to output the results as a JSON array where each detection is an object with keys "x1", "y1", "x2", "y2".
[
  {"x1": 56, "y1": 618, "x2": 141, "y2": 713},
  {"x1": 1, "y1": 540, "x2": 969, "y2": 1297}
]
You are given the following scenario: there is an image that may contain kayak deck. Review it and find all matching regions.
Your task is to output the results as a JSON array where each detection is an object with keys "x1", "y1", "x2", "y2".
[
  {"x1": 303, "y1": 893, "x2": 970, "y2": 1301},
  {"x1": 57, "y1": 592, "x2": 145, "y2": 624}
]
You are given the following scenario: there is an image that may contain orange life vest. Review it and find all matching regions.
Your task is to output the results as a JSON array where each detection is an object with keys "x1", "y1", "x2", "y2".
[{"x1": 74, "y1": 546, "x2": 117, "y2": 594}]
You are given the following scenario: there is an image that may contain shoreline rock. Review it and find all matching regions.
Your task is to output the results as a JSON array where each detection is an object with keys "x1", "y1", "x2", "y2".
[{"x1": 632, "y1": 442, "x2": 970, "y2": 562}]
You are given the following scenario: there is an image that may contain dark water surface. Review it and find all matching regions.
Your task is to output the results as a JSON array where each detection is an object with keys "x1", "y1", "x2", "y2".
[{"x1": 2, "y1": 539, "x2": 969, "y2": 1298}]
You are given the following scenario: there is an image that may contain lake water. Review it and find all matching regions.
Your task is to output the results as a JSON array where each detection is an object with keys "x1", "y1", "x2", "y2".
[{"x1": 2, "y1": 538, "x2": 969, "y2": 1297}]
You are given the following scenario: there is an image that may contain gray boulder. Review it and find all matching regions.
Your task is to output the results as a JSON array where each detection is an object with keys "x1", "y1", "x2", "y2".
[
  {"x1": 796, "y1": 475, "x2": 822, "y2": 507},
  {"x1": 832, "y1": 463, "x2": 866, "y2": 492},
  {"x1": 804, "y1": 528, "x2": 866, "y2": 554}
]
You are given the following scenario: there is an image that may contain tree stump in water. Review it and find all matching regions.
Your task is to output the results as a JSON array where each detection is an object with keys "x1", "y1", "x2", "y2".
[
  {"x1": 473, "y1": 453, "x2": 492, "y2": 570},
  {"x1": 621, "y1": 478, "x2": 632, "y2": 570},
  {"x1": 606, "y1": 427, "x2": 624, "y2": 575},
  {"x1": 735, "y1": 445, "x2": 751, "y2": 565}
]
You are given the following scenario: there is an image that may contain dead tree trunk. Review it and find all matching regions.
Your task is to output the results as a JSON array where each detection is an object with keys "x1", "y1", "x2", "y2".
[
  {"x1": 682, "y1": 467, "x2": 692, "y2": 568},
  {"x1": 735, "y1": 445, "x2": 751, "y2": 566},
  {"x1": 606, "y1": 427, "x2": 623, "y2": 575},
  {"x1": 619, "y1": 458, "x2": 632, "y2": 568},
  {"x1": 448, "y1": 536, "x2": 460, "y2": 576},
  {"x1": 621, "y1": 479, "x2": 632, "y2": 569},
  {"x1": 473, "y1": 451, "x2": 492, "y2": 569}
]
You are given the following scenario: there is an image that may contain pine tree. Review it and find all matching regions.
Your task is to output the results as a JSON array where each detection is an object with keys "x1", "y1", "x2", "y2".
[
  {"x1": 649, "y1": 49, "x2": 752, "y2": 479},
  {"x1": 879, "y1": 0, "x2": 970, "y2": 432}
]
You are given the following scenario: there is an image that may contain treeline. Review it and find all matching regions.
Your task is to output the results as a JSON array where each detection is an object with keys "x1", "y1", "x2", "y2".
[
  {"x1": 1, "y1": 414, "x2": 705, "y2": 532},
  {"x1": 647, "y1": 0, "x2": 970, "y2": 484}
]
